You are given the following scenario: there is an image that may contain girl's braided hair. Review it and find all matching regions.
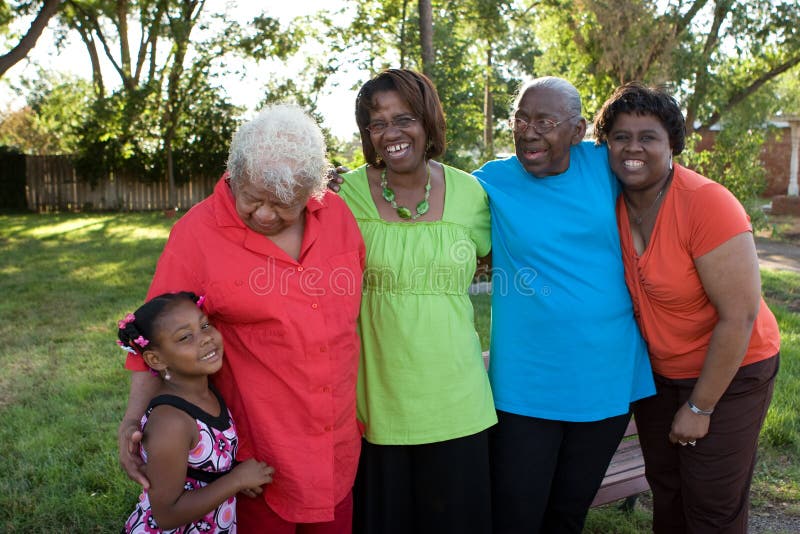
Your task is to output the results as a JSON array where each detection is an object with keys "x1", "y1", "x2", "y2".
[{"x1": 116, "y1": 292, "x2": 203, "y2": 357}]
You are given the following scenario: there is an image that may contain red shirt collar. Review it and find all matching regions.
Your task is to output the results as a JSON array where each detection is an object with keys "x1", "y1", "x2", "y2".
[{"x1": 211, "y1": 174, "x2": 328, "y2": 261}]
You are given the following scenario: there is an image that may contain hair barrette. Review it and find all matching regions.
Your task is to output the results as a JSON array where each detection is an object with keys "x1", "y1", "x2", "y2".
[
  {"x1": 116, "y1": 340, "x2": 138, "y2": 355},
  {"x1": 196, "y1": 295, "x2": 206, "y2": 308},
  {"x1": 134, "y1": 336, "x2": 149, "y2": 347}
]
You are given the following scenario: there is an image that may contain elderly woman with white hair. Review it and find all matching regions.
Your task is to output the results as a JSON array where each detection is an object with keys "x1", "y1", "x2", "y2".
[{"x1": 118, "y1": 104, "x2": 365, "y2": 532}]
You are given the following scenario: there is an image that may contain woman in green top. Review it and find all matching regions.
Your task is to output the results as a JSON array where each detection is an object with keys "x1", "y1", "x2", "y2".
[{"x1": 338, "y1": 69, "x2": 495, "y2": 533}]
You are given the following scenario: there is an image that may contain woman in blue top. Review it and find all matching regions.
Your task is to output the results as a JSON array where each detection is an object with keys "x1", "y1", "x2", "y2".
[{"x1": 472, "y1": 76, "x2": 655, "y2": 533}]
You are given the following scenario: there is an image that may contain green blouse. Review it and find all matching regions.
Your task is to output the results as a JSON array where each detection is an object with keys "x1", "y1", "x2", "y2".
[{"x1": 339, "y1": 164, "x2": 495, "y2": 445}]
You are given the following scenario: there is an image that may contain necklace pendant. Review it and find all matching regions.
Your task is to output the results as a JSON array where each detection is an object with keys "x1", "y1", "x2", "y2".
[
  {"x1": 379, "y1": 163, "x2": 431, "y2": 221},
  {"x1": 397, "y1": 206, "x2": 413, "y2": 219},
  {"x1": 382, "y1": 187, "x2": 395, "y2": 203}
]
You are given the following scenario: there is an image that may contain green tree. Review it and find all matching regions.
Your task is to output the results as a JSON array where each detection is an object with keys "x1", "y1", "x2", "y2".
[
  {"x1": 530, "y1": 0, "x2": 799, "y2": 220},
  {"x1": 327, "y1": 0, "x2": 533, "y2": 169},
  {"x1": 679, "y1": 96, "x2": 774, "y2": 229},
  {"x1": 536, "y1": 0, "x2": 800, "y2": 130},
  {"x1": 50, "y1": 1, "x2": 300, "y2": 201},
  {"x1": 0, "y1": 69, "x2": 91, "y2": 153},
  {"x1": 772, "y1": 66, "x2": 800, "y2": 116}
]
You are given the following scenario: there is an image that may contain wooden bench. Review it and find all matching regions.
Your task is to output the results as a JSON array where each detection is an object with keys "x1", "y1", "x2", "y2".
[
  {"x1": 590, "y1": 418, "x2": 649, "y2": 508},
  {"x1": 481, "y1": 351, "x2": 649, "y2": 509}
]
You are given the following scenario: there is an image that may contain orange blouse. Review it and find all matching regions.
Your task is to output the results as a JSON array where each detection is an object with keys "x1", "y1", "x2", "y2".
[{"x1": 617, "y1": 165, "x2": 779, "y2": 379}]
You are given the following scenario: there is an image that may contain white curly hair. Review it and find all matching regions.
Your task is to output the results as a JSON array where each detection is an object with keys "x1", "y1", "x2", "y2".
[
  {"x1": 512, "y1": 76, "x2": 583, "y2": 118},
  {"x1": 226, "y1": 103, "x2": 329, "y2": 203}
]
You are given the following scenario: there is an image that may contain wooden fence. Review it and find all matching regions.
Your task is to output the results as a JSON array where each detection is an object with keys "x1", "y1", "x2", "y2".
[{"x1": 24, "y1": 155, "x2": 217, "y2": 212}]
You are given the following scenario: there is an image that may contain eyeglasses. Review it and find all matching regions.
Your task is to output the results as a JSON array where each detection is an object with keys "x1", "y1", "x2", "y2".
[
  {"x1": 509, "y1": 115, "x2": 577, "y2": 135},
  {"x1": 366, "y1": 116, "x2": 418, "y2": 134}
]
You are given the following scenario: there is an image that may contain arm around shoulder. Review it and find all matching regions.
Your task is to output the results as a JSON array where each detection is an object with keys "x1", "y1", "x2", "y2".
[{"x1": 118, "y1": 371, "x2": 161, "y2": 489}]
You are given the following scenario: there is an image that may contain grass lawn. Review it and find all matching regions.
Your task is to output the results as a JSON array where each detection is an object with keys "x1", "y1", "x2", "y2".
[{"x1": 1, "y1": 212, "x2": 799, "y2": 531}]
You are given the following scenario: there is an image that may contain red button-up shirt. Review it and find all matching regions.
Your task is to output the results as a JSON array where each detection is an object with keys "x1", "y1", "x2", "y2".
[{"x1": 126, "y1": 177, "x2": 365, "y2": 522}]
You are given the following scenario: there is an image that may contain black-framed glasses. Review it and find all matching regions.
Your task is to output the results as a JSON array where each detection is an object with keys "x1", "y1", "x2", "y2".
[
  {"x1": 366, "y1": 116, "x2": 418, "y2": 134},
  {"x1": 509, "y1": 115, "x2": 577, "y2": 135}
]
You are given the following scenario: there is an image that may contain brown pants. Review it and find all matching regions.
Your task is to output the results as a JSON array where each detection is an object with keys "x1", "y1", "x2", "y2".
[{"x1": 634, "y1": 355, "x2": 778, "y2": 534}]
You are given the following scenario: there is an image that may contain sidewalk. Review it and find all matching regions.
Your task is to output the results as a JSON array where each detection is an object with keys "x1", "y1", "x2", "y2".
[{"x1": 755, "y1": 237, "x2": 800, "y2": 273}]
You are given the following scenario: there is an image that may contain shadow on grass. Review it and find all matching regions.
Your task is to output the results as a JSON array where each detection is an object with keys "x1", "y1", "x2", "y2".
[{"x1": 0, "y1": 213, "x2": 175, "y2": 531}]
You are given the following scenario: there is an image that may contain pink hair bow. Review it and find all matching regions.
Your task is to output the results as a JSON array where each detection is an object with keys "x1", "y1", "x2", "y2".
[{"x1": 117, "y1": 313, "x2": 136, "y2": 329}]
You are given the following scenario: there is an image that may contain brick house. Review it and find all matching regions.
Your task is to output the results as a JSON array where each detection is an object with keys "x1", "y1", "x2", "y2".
[{"x1": 694, "y1": 120, "x2": 795, "y2": 197}]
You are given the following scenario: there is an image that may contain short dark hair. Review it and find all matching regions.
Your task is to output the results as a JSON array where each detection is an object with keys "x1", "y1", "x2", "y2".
[
  {"x1": 355, "y1": 69, "x2": 446, "y2": 167},
  {"x1": 594, "y1": 82, "x2": 686, "y2": 155}
]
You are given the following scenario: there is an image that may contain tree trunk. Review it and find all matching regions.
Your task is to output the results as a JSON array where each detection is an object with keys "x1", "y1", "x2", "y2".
[
  {"x1": 400, "y1": 0, "x2": 408, "y2": 68},
  {"x1": 483, "y1": 46, "x2": 494, "y2": 158},
  {"x1": 418, "y1": 0, "x2": 434, "y2": 80},
  {"x1": 0, "y1": 0, "x2": 63, "y2": 79},
  {"x1": 162, "y1": 0, "x2": 200, "y2": 207},
  {"x1": 74, "y1": 23, "x2": 105, "y2": 97},
  {"x1": 684, "y1": 0, "x2": 732, "y2": 134}
]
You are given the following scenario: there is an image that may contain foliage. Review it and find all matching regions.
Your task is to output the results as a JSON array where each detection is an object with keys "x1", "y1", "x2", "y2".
[
  {"x1": 328, "y1": 134, "x2": 366, "y2": 171},
  {"x1": 72, "y1": 88, "x2": 153, "y2": 184},
  {"x1": 169, "y1": 81, "x2": 242, "y2": 183},
  {"x1": 674, "y1": 0, "x2": 800, "y2": 131},
  {"x1": 0, "y1": 69, "x2": 91, "y2": 154},
  {"x1": 237, "y1": 14, "x2": 305, "y2": 60},
  {"x1": 71, "y1": 79, "x2": 240, "y2": 185},
  {"x1": 3, "y1": 0, "x2": 799, "y2": 191},
  {"x1": 36, "y1": 1, "x2": 248, "y2": 191},
  {"x1": 320, "y1": 0, "x2": 536, "y2": 170},
  {"x1": 678, "y1": 93, "x2": 775, "y2": 229},
  {"x1": 772, "y1": 65, "x2": 800, "y2": 116},
  {"x1": 536, "y1": 1, "x2": 800, "y2": 132},
  {"x1": 0, "y1": 1, "x2": 14, "y2": 31}
]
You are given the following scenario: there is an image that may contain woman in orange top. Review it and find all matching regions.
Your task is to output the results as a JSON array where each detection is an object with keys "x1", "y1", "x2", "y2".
[{"x1": 594, "y1": 83, "x2": 780, "y2": 533}]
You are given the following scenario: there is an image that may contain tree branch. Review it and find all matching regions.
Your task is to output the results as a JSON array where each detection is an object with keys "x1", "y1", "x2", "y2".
[
  {"x1": 685, "y1": 0, "x2": 733, "y2": 131},
  {"x1": 700, "y1": 54, "x2": 800, "y2": 129},
  {"x1": 0, "y1": 0, "x2": 63, "y2": 79}
]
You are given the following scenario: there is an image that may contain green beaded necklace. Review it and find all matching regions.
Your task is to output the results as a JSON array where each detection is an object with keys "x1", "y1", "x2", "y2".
[{"x1": 380, "y1": 163, "x2": 431, "y2": 220}]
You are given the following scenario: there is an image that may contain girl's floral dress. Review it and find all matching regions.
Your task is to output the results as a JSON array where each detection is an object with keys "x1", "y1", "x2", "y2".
[{"x1": 124, "y1": 386, "x2": 239, "y2": 533}]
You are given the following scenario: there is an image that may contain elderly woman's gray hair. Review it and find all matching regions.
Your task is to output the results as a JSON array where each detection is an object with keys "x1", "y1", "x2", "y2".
[
  {"x1": 227, "y1": 104, "x2": 329, "y2": 203},
  {"x1": 512, "y1": 76, "x2": 583, "y2": 118}
]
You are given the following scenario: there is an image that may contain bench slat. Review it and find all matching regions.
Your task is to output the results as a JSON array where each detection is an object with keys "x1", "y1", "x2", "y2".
[{"x1": 592, "y1": 423, "x2": 649, "y2": 507}]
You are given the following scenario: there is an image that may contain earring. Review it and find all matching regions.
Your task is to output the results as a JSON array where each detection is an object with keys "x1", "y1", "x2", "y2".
[
  {"x1": 164, "y1": 369, "x2": 171, "y2": 381},
  {"x1": 669, "y1": 155, "x2": 673, "y2": 170}
]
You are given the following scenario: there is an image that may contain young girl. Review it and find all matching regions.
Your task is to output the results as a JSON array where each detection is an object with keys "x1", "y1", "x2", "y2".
[{"x1": 118, "y1": 292, "x2": 274, "y2": 533}]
